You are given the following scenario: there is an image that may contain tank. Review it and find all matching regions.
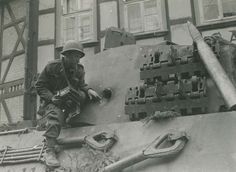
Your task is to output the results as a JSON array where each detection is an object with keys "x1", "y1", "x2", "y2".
[{"x1": 1, "y1": 23, "x2": 236, "y2": 172}]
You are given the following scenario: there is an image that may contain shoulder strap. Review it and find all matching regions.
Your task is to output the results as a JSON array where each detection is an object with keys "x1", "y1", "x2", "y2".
[{"x1": 61, "y1": 57, "x2": 72, "y2": 87}]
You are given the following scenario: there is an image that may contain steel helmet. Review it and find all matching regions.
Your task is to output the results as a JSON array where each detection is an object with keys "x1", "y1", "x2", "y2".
[{"x1": 61, "y1": 40, "x2": 85, "y2": 58}]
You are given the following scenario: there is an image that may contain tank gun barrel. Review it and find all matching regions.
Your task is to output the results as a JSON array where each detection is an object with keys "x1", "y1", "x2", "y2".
[{"x1": 187, "y1": 21, "x2": 236, "y2": 110}]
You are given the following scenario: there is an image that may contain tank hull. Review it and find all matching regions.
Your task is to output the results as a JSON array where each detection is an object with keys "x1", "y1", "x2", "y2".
[{"x1": 1, "y1": 111, "x2": 236, "y2": 172}]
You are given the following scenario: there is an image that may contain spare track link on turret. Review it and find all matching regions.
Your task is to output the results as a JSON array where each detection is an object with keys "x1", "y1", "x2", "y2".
[{"x1": 125, "y1": 44, "x2": 209, "y2": 121}]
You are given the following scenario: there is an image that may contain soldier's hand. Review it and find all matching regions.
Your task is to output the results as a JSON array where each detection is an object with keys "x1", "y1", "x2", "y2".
[
  {"x1": 87, "y1": 89, "x2": 101, "y2": 101},
  {"x1": 51, "y1": 95, "x2": 62, "y2": 107}
]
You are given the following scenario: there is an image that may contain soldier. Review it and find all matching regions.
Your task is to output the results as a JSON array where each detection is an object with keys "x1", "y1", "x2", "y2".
[{"x1": 35, "y1": 40, "x2": 101, "y2": 167}]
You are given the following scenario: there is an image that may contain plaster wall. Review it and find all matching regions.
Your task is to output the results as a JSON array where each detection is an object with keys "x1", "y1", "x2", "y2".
[
  {"x1": 100, "y1": 1, "x2": 118, "y2": 31},
  {"x1": 168, "y1": 0, "x2": 192, "y2": 20},
  {"x1": 38, "y1": 13, "x2": 55, "y2": 41},
  {"x1": 37, "y1": 44, "x2": 55, "y2": 73},
  {"x1": 171, "y1": 23, "x2": 193, "y2": 45}
]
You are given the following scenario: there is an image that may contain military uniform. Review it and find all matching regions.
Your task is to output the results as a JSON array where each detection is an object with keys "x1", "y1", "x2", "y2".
[{"x1": 35, "y1": 59, "x2": 89, "y2": 139}]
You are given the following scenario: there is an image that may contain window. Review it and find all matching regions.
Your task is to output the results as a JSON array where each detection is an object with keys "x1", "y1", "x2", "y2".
[
  {"x1": 127, "y1": 3, "x2": 142, "y2": 33},
  {"x1": 65, "y1": 0, "x2": 77, "y2": 13},
  {"x1": 62, "y1": 0, "x2": 95, "y2": 43},
  {"x1": 78, "y1": 0, "x2": 93, "y2": 10},
  {"x1": 124, "y1": 0, "x2": 163, "y2": 34},
  {"x1": 79, "y1": 15, "x2": 91, "y2": 40},
  {"x1": 64, "y1": 16, "x2": 76, "y2": 41},
  {"x1": 63, "y1": 0, "x2": 93, "y2": 14},
  {"x1": 199, "y1": 0, "x2": 236, "y2": 23},
  {"x1": 222, "y1": 0, "x2": 236, "y2": 17}
]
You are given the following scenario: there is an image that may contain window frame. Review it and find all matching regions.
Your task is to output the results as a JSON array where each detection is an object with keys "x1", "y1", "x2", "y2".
[
  {"x1": 124, "y1": 0, "x2": 163, "y2": 35},
  {"x1": 63, "y1": 0, "x2": 93, "y2": 14},
  {"x1": 198, "y1": 0, "x2": 236, "y2": 24},
  {"x1": 61, "y1": 0, "x2": 96, "y2": 43}
]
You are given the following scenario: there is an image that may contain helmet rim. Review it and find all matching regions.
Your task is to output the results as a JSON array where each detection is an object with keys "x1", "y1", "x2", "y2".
[
  {"x1": 61, "y1": 40, "x2": 85, "y2": 58},
  {"x1": 61, "y1": 48, "x2": 85, "y2": 58}
]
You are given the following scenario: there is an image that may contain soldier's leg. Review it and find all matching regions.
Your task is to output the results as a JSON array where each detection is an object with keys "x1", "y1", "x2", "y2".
[
  {"x1": 43, "y1": 103, "x2": 64, "y2": 167},
  {"x1": 78, "y1": 89, "x2": 87, "y2": 105},
  {"x1": 44, "y1": 103, "x2": 64, "y2": 139}
]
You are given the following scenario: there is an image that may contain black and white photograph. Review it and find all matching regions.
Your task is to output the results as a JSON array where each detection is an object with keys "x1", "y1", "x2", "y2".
[{"x1": 0, "y1": 0, "x2": 236, "y2": 171}]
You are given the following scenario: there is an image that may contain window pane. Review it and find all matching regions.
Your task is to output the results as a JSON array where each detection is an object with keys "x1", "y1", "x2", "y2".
[
  {"x1": 127, "y1": 3, "x2": 142, "y2": 33},
  {"x1": 144, "y1": 0, "x2": 157, "y2": 15},
  {"x1": 79, "y1": 0, "x2": 93, "y2": 10},
  {"x1": 67, "y1": 0, "x2": 77, "y2": 13},
  {"x1": 222, "y1": 0, "x2": 236, "y2": 17},
  {"x1": 64, "y1": 16, "x2": 75, "y2": 29},
  {"x1": 100, "y1": 1, "x2": 118, "y2": 31},
  {"x1": 66, "y1": 28, "x2": 75, "y2": 41},
  {"x1": 144, "y1": 0, "x2": 160, "y2": 31},
  {"x1": 64, "y1": 17, "x2": 75, "y2": 41},
  {"x1": 202, "y1": 0, "x2": 220, "y2": 20},
  {"x1": 78, "y1": 16, "x2": 91, "y2": 40}
]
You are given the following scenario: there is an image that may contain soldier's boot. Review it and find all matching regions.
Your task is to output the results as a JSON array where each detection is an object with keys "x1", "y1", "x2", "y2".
[{"x1": 45, "y1": 138, "x2": 60, "y2": 168}]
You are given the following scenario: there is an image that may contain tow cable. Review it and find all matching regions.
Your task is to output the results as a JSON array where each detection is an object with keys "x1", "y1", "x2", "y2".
[
  {"x1": 0, "y1": 130, "x2": 117, "y2": 165},
  {"x1": 103, "y1": 131, "x2": 189, "y2": 172}
]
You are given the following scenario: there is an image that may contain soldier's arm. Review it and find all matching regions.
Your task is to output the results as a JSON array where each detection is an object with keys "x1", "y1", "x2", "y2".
[
  {"x1": 77, "y1": 65, "x2": 101, "y2": 100},
  {"x1": 35, "y1": 64, "x2": 54, "y2": 103}
]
